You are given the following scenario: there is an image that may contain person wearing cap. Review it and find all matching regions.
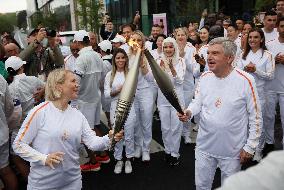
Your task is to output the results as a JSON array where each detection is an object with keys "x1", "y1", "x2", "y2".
[
  {"x1": 111, "y1": 35, "x2": 126, "y2": 50},
  {"x1": 18, "y1": 28, "x2": 64, "y2": 79},
  {"x1": 5, "y1": 56, "x2": 45, "y2": 181},
  {"x1": 0, "y1": 74, "x2": 18, "y2": 190},
  {"x1": 98, "y1": 40, "x2": 113, "y2": 127},
  {"x1": 73, "y1": 30, "x2": 105, "y2": 171},
  {"x1": 64, "y1": 41, "x2": 79, "y2": 72}
]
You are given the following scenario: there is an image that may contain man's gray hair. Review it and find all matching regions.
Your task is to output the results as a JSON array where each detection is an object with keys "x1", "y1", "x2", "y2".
[{"x1": 209, "y1": 37, "x2": 237, "y2": 57}]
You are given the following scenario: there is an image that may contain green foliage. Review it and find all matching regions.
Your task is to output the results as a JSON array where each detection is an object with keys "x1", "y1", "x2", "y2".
[
  {"x1": 0, "y1": 12, "x2": 17, "y2": 34},
  {"x1": 75, "y1": 0, "x2": 104, "y2": 32},
  {"x1": 17, "y1": 10, "x2": 27, "y2": 29},
  {"x1": 255, "y1": 0, "x2": 276, "y2": 11}
]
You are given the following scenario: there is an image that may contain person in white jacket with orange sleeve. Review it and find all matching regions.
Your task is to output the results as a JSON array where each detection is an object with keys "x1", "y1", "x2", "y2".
[
  {"x1": 13, "y1": 69, "x2": 123, "y2": 190},
  {"x1": 178, "y1": 37, "x2": 262, "y2": 190},
  {"x1": 236, "y1": 28, "x2": 275, "y2": 161}
]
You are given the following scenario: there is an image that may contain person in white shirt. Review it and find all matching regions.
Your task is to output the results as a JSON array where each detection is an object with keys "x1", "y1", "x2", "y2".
[
  {"x1": 111, "y1": 35, "x2": 126, "y2": 51},
  {"x1": 226, "y1": 24, "x2": 242, "y2": 66},
  {"x1": 237, "y1": 28, "x2": 275, "y2": 161},
  {"x1": 128, "y1": 31, "x2": 154, "y2": 161},
  {"x1": 175, "y1": 27, "x2": 197, "y2": 144},
  {"x1": 145, "y1": 24, "x2": 162, "y2": 51},
  {"x1": 73, "y1": 30, "x2": 105, "y2": 171},
  {"x1": 263, "y1": 17, "x2": 284, "y2": 155},
  {"x1": 13, "y1": 69, "x2": 123, "y2": 190},
  {"x1": 64, "y1": 41, "x2": 79, "y2": 72},
  {"x1": 0, "y1": 75, "x2": 17, "y2": 190},
  {"x1": 150, "y1": 34, "x2": 166, "y2": 116},
  {"x1": 262, "y1": 10, "x2": 279, "y2": 43},
  {"x1": 104, "y1": 48, "x2": 136, "y2": 174},
  {"x1": 178, "y1": 37, "x2": 262, "y2": 190},
  {"x1": 151, "y1": 37, "x2": 185, "y2": 165},
  {"x1": 98, "y1": 40, "x2": 113, "y2": 128},
  {"x1": 5, "y1": 56, "x2": 45, "y2": 181},
  {"x1": 194, "y1": 25, "x2": 225, "y2": 78}
]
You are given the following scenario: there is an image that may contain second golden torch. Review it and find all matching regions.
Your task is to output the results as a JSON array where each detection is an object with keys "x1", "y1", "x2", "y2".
[
  {"x1": 109, "y1": 48, "x2": 141, "y2": 151},
  {"x1": 144, "y1": 49, "x2": 184, "y2": 114}
]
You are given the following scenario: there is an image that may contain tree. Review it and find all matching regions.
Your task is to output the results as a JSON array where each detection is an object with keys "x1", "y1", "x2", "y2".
[
  {"x1": 17, "y1": 10, "x2": 27, "y2": 29},
  {"x1": 0, "y1": 13, "x2": 17, "y2": 34},
  {"x1": 255, "y1": 0, "x2": 276, "y2": 11},
  {"x1": 75, "y1": 0, "x2": 104, "y2": 32}
]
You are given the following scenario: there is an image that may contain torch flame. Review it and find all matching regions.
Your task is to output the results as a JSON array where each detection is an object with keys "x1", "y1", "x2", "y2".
[{"x1": 128, "y1": 39, "x2": 140, "y2": 49}]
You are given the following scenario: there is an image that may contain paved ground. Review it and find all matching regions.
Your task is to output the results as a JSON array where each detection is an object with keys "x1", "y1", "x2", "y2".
[{"x1": 15, "y1": 112, "x2": 283, "y2": 190}]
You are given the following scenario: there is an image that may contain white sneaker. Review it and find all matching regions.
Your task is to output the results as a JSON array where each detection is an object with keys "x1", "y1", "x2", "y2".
[
  {"x1": 253, "y1": 151, "x2": 262, "y2": 162},
  {"x1": 142, "y1": 152, "x2": 150, "y2": 161},
  {"x1": 134, "y1": 147, "x2": 142, "y2": 158},
  {"x1": 124, "y1": 160, "x2": 132, "y2": 174},
  {"x1": 184, "y1": 136, "x2": 192, "y2": 144},
  {"x1": 114, "y1": 161, "x2": 124, "y2": 174}
]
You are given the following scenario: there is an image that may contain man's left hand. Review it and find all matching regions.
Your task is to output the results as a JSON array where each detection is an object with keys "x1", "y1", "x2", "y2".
[{"x1": 239, "y1": 149, "x2": 253, "y2": 164}]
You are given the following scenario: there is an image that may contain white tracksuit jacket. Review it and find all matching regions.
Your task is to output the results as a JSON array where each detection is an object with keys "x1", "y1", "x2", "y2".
[
  {"x1": 265, "y1": 38, "x2": 284, "y2": 145},
  {"x1": 74, "y1": 46, "x2": 104, "y2": 126},
  {"x1": 13, "y1": 102, "x2": 110, "y2": 189},
  {"x1": 187, "y1": 69, "x2": 262, "y2": 158}
]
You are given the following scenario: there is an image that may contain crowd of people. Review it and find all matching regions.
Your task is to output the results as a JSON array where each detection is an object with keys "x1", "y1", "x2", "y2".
[{"x1": 0, "y1": 0, "x2": 284, "y2": 189}]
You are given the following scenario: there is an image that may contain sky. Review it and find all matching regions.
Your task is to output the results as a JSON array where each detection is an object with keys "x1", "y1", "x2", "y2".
[{"x1": 0, "y1": 0, "x2": 27, "y2": 13}]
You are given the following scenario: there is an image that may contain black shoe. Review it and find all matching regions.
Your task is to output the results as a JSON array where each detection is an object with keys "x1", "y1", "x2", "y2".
[
  {"x1": 263, "y1": 143, "x2": 274, "y2": 158},
  {"x1": 170, "y1": 156, "x2": 180, "y2": 166},
  {"x1": 164, "y1": 153, "x2": 171, "y2": 163}
]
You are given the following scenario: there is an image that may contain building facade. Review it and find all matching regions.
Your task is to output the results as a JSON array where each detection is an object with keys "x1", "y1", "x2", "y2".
[{"x1": 106, "y1": 0, "x2": 256, "y2": 36}]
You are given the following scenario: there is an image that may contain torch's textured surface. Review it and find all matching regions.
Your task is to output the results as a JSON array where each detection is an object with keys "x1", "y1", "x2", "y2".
[{"x1": 144, "y1": 49, "x2": 184, "y2": 114}]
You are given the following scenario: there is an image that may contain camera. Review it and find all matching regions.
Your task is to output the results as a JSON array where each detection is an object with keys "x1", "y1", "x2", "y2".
[{"x1": 45, "y1": 28, "x2": 56, "y2": 37}]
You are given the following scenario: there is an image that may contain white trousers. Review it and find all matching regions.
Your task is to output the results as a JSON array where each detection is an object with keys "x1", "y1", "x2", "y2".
[
  {"x1": 195, "y1": 150, "x2": 241, "y2": 190},
  {"x1": 77, "y1": 100, "x2": 101, "y2": 127},
  {"x1": 182, "y1": 90, "x2": 194, "y2": 137},
  {"x1": 256, "y1": 97, "x2": 266, "y2": 152},
  {"x1": 133, "y1": 87, "x2": 154, "y2": 153},
  {"x1": 264, "y1": 91, "x2": 284, "y2": 146},
  {"x1": 110, "y1": 100, "x2": 136, "y2": 160},
  {"x1": 159, "y1": 105, "x2": 183, "y2": 157},
  {"x1": 27, "y1": 177, "x2": 82, "y2": 190}
]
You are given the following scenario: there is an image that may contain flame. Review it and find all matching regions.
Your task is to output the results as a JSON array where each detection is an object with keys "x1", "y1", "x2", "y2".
[{"x1": 128, "y1": 39, "x2": 140, "y2": 49}]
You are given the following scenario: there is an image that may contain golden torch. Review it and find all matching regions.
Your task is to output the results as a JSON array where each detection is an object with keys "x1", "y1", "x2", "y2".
[
  {"x1": 109, "y1": 41, "x2": 141, "y2": 151},
  {"x1": 144, "y1": 49, "x2": 184, "y2": 114}
]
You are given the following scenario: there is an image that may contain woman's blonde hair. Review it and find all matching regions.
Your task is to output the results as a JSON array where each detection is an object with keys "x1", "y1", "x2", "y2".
[
  {"x1": 110, "y1": 48, "x2": 129, "y2": 88},
  {"x1": 45, "y1": 69, "x2": 72, "y2": 101},
  {"x1": 129, "y1": 30, "x2": 145, "y2": 55}
]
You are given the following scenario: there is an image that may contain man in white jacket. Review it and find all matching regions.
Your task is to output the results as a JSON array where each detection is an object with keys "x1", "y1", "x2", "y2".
[
  {"x1": 178, "y1": 37, "x2": 262, "y2": 190},
  {"x1": 73, "y1": 30, "x2": 104, "y2": 171},
  {"x1": 0, "y1": 75, "x2": 17, "y2": 190}
]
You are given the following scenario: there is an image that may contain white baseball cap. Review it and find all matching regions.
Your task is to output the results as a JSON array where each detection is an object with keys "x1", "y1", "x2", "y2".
[
  {"x1": 98, "y1": 40, "x2": 112, "y2": 52},
  {"x1": 111, "y1": 35, "x2": 126, "y2": 43},
  {"x1": 5, "y1": 56, "x2": 26, "y2": 71},
  {"x1": 73, "y1": 30, "x2": 89, "y2": 42}
]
